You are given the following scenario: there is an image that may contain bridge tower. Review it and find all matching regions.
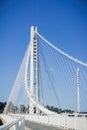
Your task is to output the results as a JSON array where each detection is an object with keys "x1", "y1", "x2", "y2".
[
  {"x1": 77, "y1": 68, "x2": 80, "y2": 113},
  {"x1": 29, "y1": 26, "x2": 39, "y2": 114}
]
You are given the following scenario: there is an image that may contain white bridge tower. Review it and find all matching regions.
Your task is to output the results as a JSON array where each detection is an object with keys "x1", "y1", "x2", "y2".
[{"x1": 29, "y1": 26, "x2": 39, "y2": 114}]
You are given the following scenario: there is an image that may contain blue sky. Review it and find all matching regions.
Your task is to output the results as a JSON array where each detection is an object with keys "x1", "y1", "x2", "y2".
[{"x1": 0, "y1": 0, "x2": 87, "y2": 109}]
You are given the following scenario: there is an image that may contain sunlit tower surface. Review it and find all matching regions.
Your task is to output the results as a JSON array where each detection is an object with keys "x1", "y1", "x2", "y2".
[{"x1": 29, "y1": 26, "x2": 39, "y2": 114}]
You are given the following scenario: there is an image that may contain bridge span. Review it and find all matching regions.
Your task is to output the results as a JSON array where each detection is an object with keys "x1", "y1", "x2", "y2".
[{"x1": 1, "y1": 26, "x2": 87, "y2": 130}]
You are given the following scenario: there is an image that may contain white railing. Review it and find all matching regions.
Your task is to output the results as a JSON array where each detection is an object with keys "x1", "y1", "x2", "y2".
[
  {"x1": 1, "y1": 113, "x2": 87, "y2": 130},
  {"x1": 0, "y1": 114, "x2": 25, "y2": 130},
  {"x1": 24, "y1": 113, "x2": 87, "y2": 130}
]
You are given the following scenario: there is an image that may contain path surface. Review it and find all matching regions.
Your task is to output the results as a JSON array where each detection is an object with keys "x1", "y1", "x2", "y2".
[{"x1": 25, "y1": 120, "x2": 65, "y2": 130}]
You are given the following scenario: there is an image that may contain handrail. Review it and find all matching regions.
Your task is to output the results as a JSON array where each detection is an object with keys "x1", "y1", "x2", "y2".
[{"x1": 0, "y1": 117, "x2": 24, "y2": 130}]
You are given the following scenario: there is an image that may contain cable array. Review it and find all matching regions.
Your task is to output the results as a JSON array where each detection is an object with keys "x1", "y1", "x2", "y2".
[{"x1": 4, "y1": 29, "x2": 87, "y2": 114}]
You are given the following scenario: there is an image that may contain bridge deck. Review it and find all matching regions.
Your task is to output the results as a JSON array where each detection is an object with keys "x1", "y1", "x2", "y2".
[{"x1": 25, "y1": 120, "x2": 65, "y2": 130}]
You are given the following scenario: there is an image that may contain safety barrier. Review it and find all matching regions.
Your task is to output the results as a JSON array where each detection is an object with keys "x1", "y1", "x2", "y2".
[
  {"x1": 24, "y1": 113, "x2": 87, "y2": 130},
  {"x1": 0, "y1": 114, "x2": 25, "y2": 130},
  {"x1": 1, "y1": 113, "x2": 87, "y2": 130}
]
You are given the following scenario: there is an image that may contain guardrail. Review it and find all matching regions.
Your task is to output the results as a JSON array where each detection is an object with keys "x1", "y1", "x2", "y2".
[
  {"x1": 24, "y1": 113, "x2": 87, "y2": 130},
  {"x1": 0, "y1": 115, "x2": 25, "y2": 130},
  {"x1": 1, "y1": 113, "x2": 87, "y2": 130}
]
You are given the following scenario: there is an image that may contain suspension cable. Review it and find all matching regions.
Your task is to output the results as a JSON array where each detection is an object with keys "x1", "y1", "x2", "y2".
[{"x1": 36, "y1": 32, "x2": 87, "y2": 67}]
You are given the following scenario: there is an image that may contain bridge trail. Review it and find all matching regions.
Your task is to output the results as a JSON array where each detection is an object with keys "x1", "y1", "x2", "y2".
[
  {"x1": 25, "y1": 126, "x2": 32, "y2": 130},
  {"x1": 25, "y1": 120, "x2": 65, "y2": 130}
]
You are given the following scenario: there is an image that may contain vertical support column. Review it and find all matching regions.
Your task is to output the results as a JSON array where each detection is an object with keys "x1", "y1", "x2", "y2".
[
  {"x1": 77, "y1": 68, "x2": 80, "y2": 113},
  {"x1": 35, "y1": 27, "x2": 39, "y2": 114},
  {"x1": 29, "y1": 26, "x2": 39, "y2": 114},
  {"x1": 29, "y1": 26, "x2": 35, "y2": 114}
]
